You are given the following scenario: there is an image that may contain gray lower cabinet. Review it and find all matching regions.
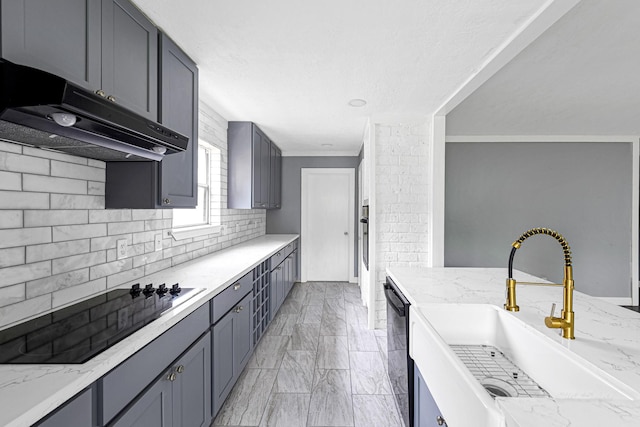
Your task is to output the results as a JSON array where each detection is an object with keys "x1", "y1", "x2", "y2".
[
  {"x1": 36, "y1": 388, "x2": 94, "y2": 427},
  {"x1": 212, "y1": 291, "x2": 253, "y2": 415},
  {"x1": 414, "y1": 365, "x2": 447, "y2": 427},
  {"x1": 269, "y1": 264, "x2": 284, "y2": 317},
  {"x1": 112, "y1": 332, "x2": 211, "y2": 427},
  {"x1": 105, "y1": 32, "x2": 198, "y2": 209},
  {"x1": 1, "y1": 0, "x2": 158, "y2": 121}
]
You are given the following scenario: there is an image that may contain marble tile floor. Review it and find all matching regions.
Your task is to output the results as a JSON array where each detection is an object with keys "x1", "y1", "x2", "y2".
[{"x1": 212, "y1": 281, "x2": 403, "y2": 427}]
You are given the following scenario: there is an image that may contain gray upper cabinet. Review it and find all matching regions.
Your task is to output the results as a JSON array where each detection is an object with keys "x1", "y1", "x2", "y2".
[
  {"x1": 228, "y1": 121, "x2": 282, "y2": 209},
  {"x1": 101, "y1": 0, "x2": 158, "y2": 120},
  {"x1": 157, "y1": 32, "x2": 198, "y2": 208},
  {"x1": 270, "y1": 144, "x2": 282, "y2": 208},
  {"x1": 0, "y1": 0, "x2": 101, "y2": 91},
  {"x1": 105, "y1": 33, "x2": 198, "y2": 209},
  {"x1": 1, "y1": 0, "x2": 158, "y2": 121}
]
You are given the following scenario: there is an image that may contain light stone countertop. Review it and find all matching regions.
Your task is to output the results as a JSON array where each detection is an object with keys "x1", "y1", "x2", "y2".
[
  {"x1": 387, "y1": 267, "x2": 640, "y2": 427},
  {"x1": 0, "y1": 234, "x2": 298, "y2": 427}
]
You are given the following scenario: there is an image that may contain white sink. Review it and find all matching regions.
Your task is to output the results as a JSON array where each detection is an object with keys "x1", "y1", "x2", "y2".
[{"x1": 409, "y1": 303, "x2": 640, "y2": 427}]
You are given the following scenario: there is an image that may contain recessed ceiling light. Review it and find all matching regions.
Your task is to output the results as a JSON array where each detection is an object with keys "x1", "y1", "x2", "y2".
[
  {"x1": 348, "y1": 99, "x2": 367, "y2": 107},
  {"x1": 321, "y1": 143, "x2": 333, "y2": 147}
]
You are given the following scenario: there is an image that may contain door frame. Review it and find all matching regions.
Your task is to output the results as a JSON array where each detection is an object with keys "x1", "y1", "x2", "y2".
[{"x1": 301, "y1": 168, "x2": 356, "y2": 283}]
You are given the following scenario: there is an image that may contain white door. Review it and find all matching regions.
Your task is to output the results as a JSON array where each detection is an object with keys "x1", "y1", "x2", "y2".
[{"x1": 301, "y1": 168, "x2": 355, "y2": 282}]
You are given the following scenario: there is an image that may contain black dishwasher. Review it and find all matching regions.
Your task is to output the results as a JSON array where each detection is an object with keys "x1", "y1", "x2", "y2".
[{"x1": 385, "y1": 276, "x2": 414, "y2": 427}]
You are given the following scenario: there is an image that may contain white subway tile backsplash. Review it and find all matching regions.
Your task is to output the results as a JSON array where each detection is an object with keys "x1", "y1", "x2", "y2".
[
  {"x1": 50, "y1": 160, "x2": 105, "y2": 182},
  {"x1": 50, "y1": 194, "x2": 104, "y2": 209},
  {"x1": 107, "y1": 221, "x2": 144, "y2": 235},
  {"x1": 133, "y1": 251, "x2": 163, "y2": 268},
  {"x1": 23, "y1": 174, "x2": 87, "y2": 194},
  {"x1": 91, "y1": 235, "x2": 132, "y2": 251},
  {"x1": 0, "y1": 151, "x2": 49, "y2": 174},
  {"x1": 0, "y1": 283, "x2": 25, "y2": 308},
  {"x1": 106, "y1": 266, "x2": 144, "y2": 289},
  {"x1": 0, "y1": 227, "x2": 51, "y2": 249},
  {"x1": 26, "y1": 269, "x2": 90, "y2": 298},
  {"x1": 132, "y1": 210, "x2": 163, "y2": 220},
  {"x1": 0, "y1": 247, "x2": 25, "y2": 268},
  {"x1": 88, "y1": 181, "x2": 105, "y2": 195},
  {"x1": 0, "y1": 190, "x2": 49, "y2": 209},
  {"x1": 0, "y1": 171, "x2": 21, "y2": 190},
  {"x1": 132, "y1": 230, "x2": 159, "y2": 245},
  {"x1": 0, "y1": 140, "x2": 22, "y2": 154},
  {"x1": 24, "y1": 210, "x2": 88, "y2": 227},
  {"x1": 89, "y1": 209, "x2": 132, "y2": 223},
  {"x1": 0, "y1": 261, "x2": 51, "y2": 288},
  {"x1": 0, "y1": 210, "x2": 23, "y2": 229},
  {"x1": 53, "y1": 223, "x2": 107, "y2": 242},
  {"x1": 90, "y1": 259, "x2": 132, "y2": 280},
  {"x1": 144, "y1": 258, "x2": 172, "y2": 275},
  {"x1": 143, "y1": 219, "x2": 166, "y2": 231},
  {"x1": 22, "y1": 146, "x2": 88, "y2": 165},
  {"x1": 52, "y1": 278, "x2": 106, "y2": 309},
  {"x1": 0, "y1": 294, "x2": 51, "y2": 329},
  {"x1": 0, "y1": 102, "x2": 267, "y2": 327},
  {"x1": 86, "y1": 159, "x2": 106, "y2": 169},
  {"x1": 52, "y1": 250, "x2": 106, "y2": 275},
  {"x1": 26, "y1": 240, "x2": 91, "y2": 263}
]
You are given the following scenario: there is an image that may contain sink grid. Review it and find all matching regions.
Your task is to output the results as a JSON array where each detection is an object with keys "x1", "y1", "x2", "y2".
[{"x1": 450, "y1": 345, "x2": 550, "y2": 398}]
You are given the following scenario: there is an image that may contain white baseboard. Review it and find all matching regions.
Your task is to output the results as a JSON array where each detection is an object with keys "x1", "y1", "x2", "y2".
[{"x1": 596, "y1": 297, "x2": 633, "y2": 306}]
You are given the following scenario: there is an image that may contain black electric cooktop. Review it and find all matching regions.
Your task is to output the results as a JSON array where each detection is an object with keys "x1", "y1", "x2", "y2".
[{"x1": 0, "y1": 284, "x2": 201, "y2": 364}]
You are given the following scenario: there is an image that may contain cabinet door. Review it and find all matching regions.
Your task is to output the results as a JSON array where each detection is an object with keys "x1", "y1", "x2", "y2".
[
  {"x1": 158, "y1": 33, "x2": 199, "y2": 208},
  {"x1": 101, "y1": 0, "x2": 158, "y2": 120},
  {"x1": 111, "y1": 370, "x2": 173, "y2": 427},
  {"x1": 0, "y1": 0, "x2": 101, "y2": 90},
  {"x1": 269, "y1": 143, "x2": 277, "y2": 208},
  {"x1": 414, "y1": 366, "x2": 447, "y2": 427},
  {"x1": 173, "y1": 332, "x2": 211, "y2": 427},
  {"x1": 212, "y1": 312, "x2": 235, "y2": 415},
  {"x1": 251, "y1": 128, "x2": 270, "y2": 208},
  {"x1": 269, "y1": 267, "x2": 281, "y2": 320},
  {"x1": 233, "y1": 292, "x2": 253, "y2": 376},
  {"x1": 36, "y1": 388, "x2": 93, "y2": 427},
  {"x1": 274, "y1": 146, "x2": 282, "y2": 208}
]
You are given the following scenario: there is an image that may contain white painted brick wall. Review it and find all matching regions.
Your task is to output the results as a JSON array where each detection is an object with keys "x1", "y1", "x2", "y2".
[
  {"x1": 0, "y1": 101, "x2": 266, "y2": 329},
  {"x1": 373, "y1": 121, "x2": 431, "y2": 329}
]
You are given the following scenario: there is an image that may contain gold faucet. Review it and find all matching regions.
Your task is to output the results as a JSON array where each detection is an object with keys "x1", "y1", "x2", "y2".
[{"x1": 505, "y1": 227, "x2": 575, "y2": 339}]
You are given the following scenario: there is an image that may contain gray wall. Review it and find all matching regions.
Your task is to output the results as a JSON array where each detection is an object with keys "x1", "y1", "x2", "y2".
[
  {"x1": 445, "y1": 142, "x2": 632, "y2": 298},
  {"x1": 266, "y1": 156, "x2": 361, "y2": 278}
]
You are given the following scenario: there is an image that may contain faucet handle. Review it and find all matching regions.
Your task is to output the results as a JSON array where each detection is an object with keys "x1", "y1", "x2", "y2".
[{"x1": 549, "y1": 303, "x2": 556, "y2": 318}]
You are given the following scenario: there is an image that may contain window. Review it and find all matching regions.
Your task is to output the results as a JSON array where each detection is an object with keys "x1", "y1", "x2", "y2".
[{"x1": 172, "y1": 141, "x2": 221, "y2": 230}]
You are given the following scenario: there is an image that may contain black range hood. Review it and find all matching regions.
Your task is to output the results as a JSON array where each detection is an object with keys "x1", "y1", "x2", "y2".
[{"x1": 0, "y1": 59, "x2": 188, "y2": 161}]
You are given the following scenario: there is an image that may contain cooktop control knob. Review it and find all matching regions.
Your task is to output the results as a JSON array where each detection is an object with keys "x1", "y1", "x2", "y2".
[
  {"x1": 142, "y1": 284, "x2": 155, "y2": 298},
  {"x1": 170, "y1": 283, "x2": 182, "y2": 296},
  {"x1": 156, "y1": 284, "x2": 168, "y2": 298},
  {"x1": 130, "y1": 283, "x2": 141, "y2": 299}
]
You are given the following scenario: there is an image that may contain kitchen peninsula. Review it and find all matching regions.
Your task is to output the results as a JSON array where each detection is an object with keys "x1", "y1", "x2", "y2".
[{"x1": 388, "y1": 267, "x2": 640, "y2": 427}]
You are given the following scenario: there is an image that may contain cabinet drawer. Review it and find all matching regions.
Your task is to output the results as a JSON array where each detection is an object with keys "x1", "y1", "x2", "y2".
[
  {"x1": 284, "y1": 241, "x2": 295, "y2": 258},
  {"x1": 211, "y1": 272, "x2": 252, "y2": 324},
  {"x1": 100, "y1": 303, "x2": 209, "y2": 425},
  {"x1": 270, "y1": 249, "x2": 285, "y2": 270}
]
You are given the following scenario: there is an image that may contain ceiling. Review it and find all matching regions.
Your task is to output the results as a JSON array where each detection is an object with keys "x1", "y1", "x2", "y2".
[
  {"x1": 132, "y1": 0, "x2": 547, "y2": 155},
  {"x1": 447, "y1": 0, "x2": 640, "y2": 136}
]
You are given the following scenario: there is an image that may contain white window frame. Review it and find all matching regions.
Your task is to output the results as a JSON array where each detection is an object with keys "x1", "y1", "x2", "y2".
[{"x1": 170, "y1": 140, "x2": 222, "y2": 240}]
